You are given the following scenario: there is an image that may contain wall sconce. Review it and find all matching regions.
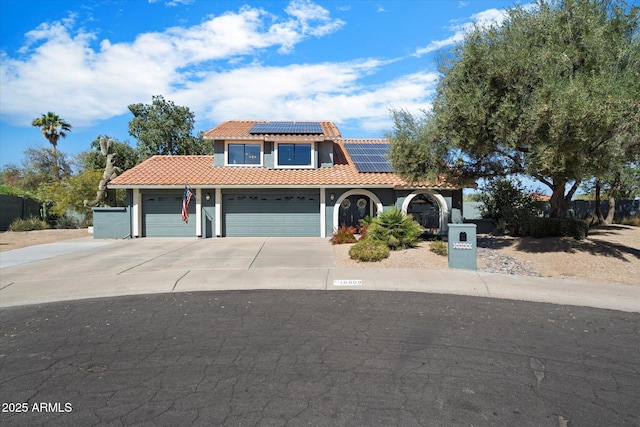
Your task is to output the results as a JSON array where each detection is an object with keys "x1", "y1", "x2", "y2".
[
  {"x1": 330, "y1": 193, "x2": 335, "y2": 201},
  {"x1": 205, "y1": 192, "x2": 211, "y2": 201}
]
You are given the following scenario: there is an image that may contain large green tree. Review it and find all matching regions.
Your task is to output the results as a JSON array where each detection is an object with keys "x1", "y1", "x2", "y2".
[
  {"x1": 79, "y1": 135, "x2": 140, "y2": 172},
  {"x1": 387, "y1": 109, "x2": 453, "y2": 183},
  {"x1": 31, "y1": 112, "x2": 72, "y2": 181},
  {"x1": 394, "y1": 0, "x2": 639, "y2": 218},
  {"x1": 128, "y1": 95, "x2": 210, "y2": 159}
]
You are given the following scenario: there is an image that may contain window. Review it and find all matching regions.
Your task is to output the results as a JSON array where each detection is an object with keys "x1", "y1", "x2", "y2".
[
  {"x1": 227, "y1": 143, "x2": 261, "y2": 165},
  {"x1": 276, "y1": 143, "x2": 312, "y2": 167}
]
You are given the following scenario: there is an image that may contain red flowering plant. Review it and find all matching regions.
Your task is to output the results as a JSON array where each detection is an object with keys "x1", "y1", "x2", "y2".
[{"x1": 330, "y1": 225, "x2": 358, "y2": 244}]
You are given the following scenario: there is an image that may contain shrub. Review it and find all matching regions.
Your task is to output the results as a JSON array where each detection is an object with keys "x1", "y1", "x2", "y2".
[
  {"x1": 8, "y1": 216, "x2": 49, "y2": 232},
  {"x1": 429, "y1": 240, "x2": 448, "y2": 256},
  {"x1": 330, "y1": 225, "x2": 357, "y2": 244},
  {"x1": 525, "y1": 218, "x2": 589, "y2": 240},
  {"x1": 55, "y1": 214, "x2": 80, "y2": 229},
  {"x1": 367, "y1": 207, "x2": 423, "y2": 250},
  {"x1": 357, "y1": 215, "x2": 374, "y2": 240},
  {"x1": 618, "y1": 214, "x2": 640, "y2": 227},
  {"x1": 349, "y1": 239, "x2": 390, "y2": 262},
  {"x1": 479, "y1": 179, "x2": 538, "y2": 236}
]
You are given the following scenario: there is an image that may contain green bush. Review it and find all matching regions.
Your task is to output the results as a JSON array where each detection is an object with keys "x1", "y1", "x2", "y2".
[
  {"x1": 479, "y1": 179, "x2": 538, "y2": 236},
  {"x1": 525, "y1": 218, "x2": 589, "y2": 240},
  {"x1": 349, "y1": 239, "x2": 390, "y2": 262},
  {"x1": 429, "y1": 240, "x2": 448, "y2": 256},
  {"x1": 8, "y1": 216, "x2": 49, "y2": 232},
  {"x1": 368, "y1": 207, "x2": 423, "y2": 250},
  {"x1": 55, "y1": 214, "x2": 80, "y2": 229},
  {"x1": 330, "y1": 225, "x2": 358, "y2": 244}
]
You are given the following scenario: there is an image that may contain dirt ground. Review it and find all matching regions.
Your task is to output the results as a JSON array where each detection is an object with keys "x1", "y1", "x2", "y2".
[
  {"x1": 1, "y1": 226, "x2": 638, "y2": 286},
  {"x1": 0, "y1": 228, "x2": 90, "y2": 252},
  {"x1": 495, "y1": 225, "x2": 639, "y2": 286},
  {"x1": 334, "y1": 225, "x2": 640, "y2": 286}
]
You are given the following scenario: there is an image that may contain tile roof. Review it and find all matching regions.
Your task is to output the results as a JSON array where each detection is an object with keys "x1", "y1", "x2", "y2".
[
  {"x1": 202, "y1": 120, "x2": 341, "y2": 141},
  {"x1": 110, "y1": 139, "x2": 459, "y2": 189}
]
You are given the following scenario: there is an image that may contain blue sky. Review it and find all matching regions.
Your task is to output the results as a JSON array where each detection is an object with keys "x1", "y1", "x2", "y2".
[{"x1": 1, "y1": 0, "x2": 518, "y2": 169}]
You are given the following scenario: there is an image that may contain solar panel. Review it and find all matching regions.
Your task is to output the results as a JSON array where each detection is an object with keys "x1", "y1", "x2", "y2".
[
  {"x1": 249, "y1": 121, "x2": 323, "y2": 134},
  {"x1": 344, "y1": 143, "x2": 394, "y2": 173}
]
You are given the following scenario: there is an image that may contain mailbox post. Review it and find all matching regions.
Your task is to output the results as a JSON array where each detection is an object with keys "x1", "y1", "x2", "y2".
[{"x1": 447, "y1": 223, "x2": 477, "y2": 270}]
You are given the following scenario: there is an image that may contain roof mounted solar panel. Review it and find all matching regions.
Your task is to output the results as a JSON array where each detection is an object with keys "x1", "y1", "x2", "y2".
[
  {"x1": 344, "y1": 143, "x2": 394, "y2": 173},
  {"x1": 249, "y1": 121, "x2": 323, "y2": 135}
]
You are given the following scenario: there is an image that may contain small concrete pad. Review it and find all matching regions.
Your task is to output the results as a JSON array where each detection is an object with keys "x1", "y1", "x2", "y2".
[
  {"x1": 250, "y1": 237, "x2": 337, "y2": 269},
  {"x1": 0, "y1": 239, "x2": 114, "y2": 269}
]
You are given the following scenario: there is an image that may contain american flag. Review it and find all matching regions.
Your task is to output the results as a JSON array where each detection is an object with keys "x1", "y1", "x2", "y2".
[{"x1": 181, "y1": 186, "x2": 193, "y2": 223}]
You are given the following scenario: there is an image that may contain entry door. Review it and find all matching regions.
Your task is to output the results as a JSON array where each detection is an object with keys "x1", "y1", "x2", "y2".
[{"x1": 339, "y1": 195, "x2": 370, "y2": 228}]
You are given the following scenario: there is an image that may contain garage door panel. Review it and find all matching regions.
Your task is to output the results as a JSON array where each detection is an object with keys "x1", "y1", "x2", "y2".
[
  {"x1": 224, "y1": 191, "x2": 319, "y2": 237},
  {"x1": 143, "y1": 193, "x2": 195, "y2": 237}
]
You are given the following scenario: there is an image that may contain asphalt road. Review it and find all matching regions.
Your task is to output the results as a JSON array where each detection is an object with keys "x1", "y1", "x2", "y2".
[{"x1": 1, "y1": 290, "x2": 639, "y2": 426}]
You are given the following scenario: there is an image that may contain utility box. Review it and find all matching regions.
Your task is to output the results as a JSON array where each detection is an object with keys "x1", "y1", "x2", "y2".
[{"x1": 448, "y1": 223, "x2": 477, "y2": 270}]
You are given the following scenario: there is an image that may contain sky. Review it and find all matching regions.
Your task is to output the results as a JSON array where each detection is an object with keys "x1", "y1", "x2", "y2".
[{"x1": 0, "y1": 0, "x2": 520, "y2": 169}]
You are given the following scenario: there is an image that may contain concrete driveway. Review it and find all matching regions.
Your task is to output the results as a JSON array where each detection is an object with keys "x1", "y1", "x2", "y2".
[{"x1": 0, "y1": 237, "x2": 337, "y2": 271}]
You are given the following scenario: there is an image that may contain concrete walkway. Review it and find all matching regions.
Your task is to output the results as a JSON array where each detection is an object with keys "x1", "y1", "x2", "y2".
[{"x1": 1, "y1": 237, "x2": 638, "y2": 312}]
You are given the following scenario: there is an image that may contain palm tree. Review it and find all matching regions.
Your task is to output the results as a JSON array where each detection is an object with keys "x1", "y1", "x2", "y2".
[{"x1": 31, "y1": 112, "x2": 72, "y2": 181}]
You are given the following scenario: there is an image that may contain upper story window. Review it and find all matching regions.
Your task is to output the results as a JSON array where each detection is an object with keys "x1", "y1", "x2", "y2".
[
  {"x1": 227, "y1": 143, "x2": 262, "y2": 166},
  {"x1": 276, "y1": 143, "x2": 313, "y2": 168}
]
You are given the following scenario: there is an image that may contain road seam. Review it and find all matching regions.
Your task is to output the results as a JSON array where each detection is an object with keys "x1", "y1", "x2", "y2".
[
  {"x1": 172, "y1": 270, "x2": 191, "y2": 291},
  {"x1": 0, "y1": 282, "x2": 14, "y2": 291},
  {"x1": 476, "y1": 272, "x2": 491, "y2": 296},
  {"x1": 117, "y1": 242, "x2": 197, "y2": 274},
  {"x1": 248, "y1": 238, "x2": 268, "y2": 269}
]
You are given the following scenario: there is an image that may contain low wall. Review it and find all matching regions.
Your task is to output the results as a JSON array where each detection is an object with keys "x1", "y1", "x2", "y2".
[
  {"x1": 464, "y1": 199, "x2": 639, "y2": 221},
  {"x1": 0, "y1": 194, "x2": 42, "y2": 230},
  {"x1": 93, "y1": 207, "x2": 131, "y2": 239},
  {"x1": 463, "y1": 219, "x2": 495, "y2": 234},
  {"x1": 569, "y1": 200, "x2": 639, "y2": 219}
]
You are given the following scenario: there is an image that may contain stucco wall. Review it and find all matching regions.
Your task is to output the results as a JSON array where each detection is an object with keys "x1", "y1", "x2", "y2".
[{"x1": 93, "y1": 207, "x2": 131, "y2": 239}]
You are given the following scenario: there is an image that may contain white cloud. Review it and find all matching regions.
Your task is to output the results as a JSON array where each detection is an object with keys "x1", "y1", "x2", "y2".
[
  {"x1": 413, "y1": 7, "x2": 507, "y2": 56},
  {"x1": 172, "y1": 59, "x2": 437, "y2": 132},
  {"x1": 0, "y1": 0, "x2": 436, "y2": 136},
  {"x1": 166, "y1": 0, "x2": 195, "y2": 6},
  {"x1": 0, "y1": 1, "x2": 345, "y2": 127}
]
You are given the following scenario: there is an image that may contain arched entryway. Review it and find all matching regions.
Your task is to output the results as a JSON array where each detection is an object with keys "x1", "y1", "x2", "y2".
[
  {"x1": 402, "y1": 191, "x2": 449, "y2": 234},
  {"x1": 333, "y1": 190, "x2": 383, "y2": 231}
]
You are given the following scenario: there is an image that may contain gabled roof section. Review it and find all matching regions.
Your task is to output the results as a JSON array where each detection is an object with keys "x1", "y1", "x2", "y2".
[
  {"x1": 202, "y1": 120, "x2": 341, "y2": 141},
  {"x1": 110, "y1": 139, "x2": 461, "y2": 189}
]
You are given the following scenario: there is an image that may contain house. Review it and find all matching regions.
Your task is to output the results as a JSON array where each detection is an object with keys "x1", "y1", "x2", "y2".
[{"x1": 98, "y1": 120, "x2": 471, "y2": 238}]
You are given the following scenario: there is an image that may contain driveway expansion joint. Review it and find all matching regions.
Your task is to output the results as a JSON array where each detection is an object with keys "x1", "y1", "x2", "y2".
[{"x1": 172, "y1": 271, "x2": 191, "y2": 292}]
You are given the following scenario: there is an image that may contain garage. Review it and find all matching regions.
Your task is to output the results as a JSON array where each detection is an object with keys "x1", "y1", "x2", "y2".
[
  {"x1": 223, "y1": 190, "x2": 320, "y2": 237},
  {"x1": 142, "y1": 192, "x2": 196, "y2": 237}
]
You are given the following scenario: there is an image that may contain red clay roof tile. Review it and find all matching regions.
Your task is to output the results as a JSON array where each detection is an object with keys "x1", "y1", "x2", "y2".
[
  {"x1": 110, "y1": 121, "x2": 461, "y2": 189},
  {"x1": 202, "y1": 120, "x2": 341, "y2": 141}
]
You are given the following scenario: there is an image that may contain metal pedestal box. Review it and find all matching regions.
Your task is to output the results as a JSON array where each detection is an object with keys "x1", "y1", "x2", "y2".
[{"x1": 448, "y1": 223, "x2": 477, "y2": 270}]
